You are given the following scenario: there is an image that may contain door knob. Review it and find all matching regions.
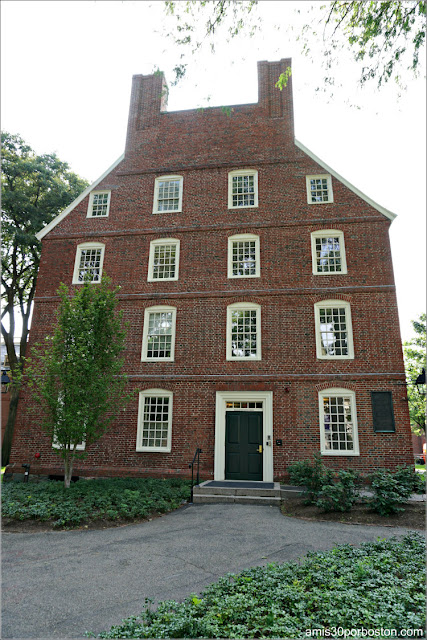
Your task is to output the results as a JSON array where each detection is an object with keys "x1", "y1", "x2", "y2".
[{"x1": 258, "y1": 445, "x2": 263, "y2": 453}]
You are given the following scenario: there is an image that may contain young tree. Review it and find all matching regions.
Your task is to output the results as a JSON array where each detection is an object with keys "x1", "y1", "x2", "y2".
[
  {"x1": 1, "y1": 132, "x2": 88, "y2": 465},
  {"x1": 164, "y1": 1, "x2": 426, "y2": 91},
  {"x1": 27, "y1": 277, "x2": 131, "y2": 487},
  {"x1": 403, "y1": 314, "x2": 426, "y2": 435}
]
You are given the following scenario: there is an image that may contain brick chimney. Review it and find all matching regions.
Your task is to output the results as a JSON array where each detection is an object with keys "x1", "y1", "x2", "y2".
[
  {"x1": 257, "y1": 59, "x2": 294, "y2": 136},
  {"x1": 125, "y1": 72, "x2": 168, "y2": 156}
]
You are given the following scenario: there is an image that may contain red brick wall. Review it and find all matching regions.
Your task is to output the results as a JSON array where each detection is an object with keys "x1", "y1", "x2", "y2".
[
  {"x1": 9, "y1": 59, "x2": 413, "y2": 479},
  {"x1": 11, "y1": 377, "x2": 412, "y2": 481}
]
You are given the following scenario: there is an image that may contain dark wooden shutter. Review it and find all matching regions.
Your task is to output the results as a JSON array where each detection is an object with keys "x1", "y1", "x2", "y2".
[{"x1": 371, "y1": 391, "x2": 396, "y2": 432}]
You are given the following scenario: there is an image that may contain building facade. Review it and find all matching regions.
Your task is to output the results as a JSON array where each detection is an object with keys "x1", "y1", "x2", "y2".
[{"x1": 8, "y1": 59, "x2": 413, "y2": 481}]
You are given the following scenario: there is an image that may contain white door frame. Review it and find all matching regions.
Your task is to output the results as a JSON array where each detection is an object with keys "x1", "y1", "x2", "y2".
[{"x1": 214, "y1": 391, "x2": 274, "y2": 482}]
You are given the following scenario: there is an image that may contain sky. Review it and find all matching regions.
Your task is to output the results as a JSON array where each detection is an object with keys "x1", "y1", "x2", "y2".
[{"x1": 1, "y1": 0, "x2": 426, "y2": 342}]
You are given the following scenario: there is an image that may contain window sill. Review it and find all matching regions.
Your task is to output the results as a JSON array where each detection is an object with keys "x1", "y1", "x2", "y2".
[
  {"x1": 321, "y1": 450, "x2": 360, "y2": 456},
  {"x1": 136, "y1": 447, "x2": 171, "y2": 453}
]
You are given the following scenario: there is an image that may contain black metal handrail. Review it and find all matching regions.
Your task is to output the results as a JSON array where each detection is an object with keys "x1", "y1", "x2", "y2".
[{"x1": 189, "y1": 447, "x2": 202, "y2": 503}]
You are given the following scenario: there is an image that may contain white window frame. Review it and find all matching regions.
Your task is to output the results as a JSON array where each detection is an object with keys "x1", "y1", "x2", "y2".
[
  {"x1": 87, "y1": 190, "x2": 111, "y2": 218},
  {"x1": 72, "y1": 242, "x2": 105, "y2": 285},
  {"x1": 136, "y1": 388, "x2": 173, "y2": 453},
  {"x1": 306, "y1": 174, "x2": 333, "y2": 204},
  {"x1": 153, "y1": 175, "x2": 183, "y2": 214},
  {"x1": 228, "y1": 169, "x2": 259, "y2": 209},
  {"x1": 141, "y1": 305, "x2": 177, "y2": 362},
  {"x1": 147, "y1": 238, "x2": 180, "y2": 282},
  {"x1": 226, "y1": 302, "x2": 261, "y2": 361},
  {"x1": 318, "y1": 388, "x2": 360, "y2": 456},
  {"x1": 311, "y1": 229, "x2": 347, "y2": 275},
  {"x1": 314, "y1": 300, "x2": 354, "y2": 360},
  {"x1": 227, "y1": 234, "x2": 260, "y2": 279}
]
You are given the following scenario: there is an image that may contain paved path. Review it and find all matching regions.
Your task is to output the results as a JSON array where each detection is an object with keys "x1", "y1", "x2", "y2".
[{"x1": 2, "y1": 503, "x2": 416, "y2": 639}]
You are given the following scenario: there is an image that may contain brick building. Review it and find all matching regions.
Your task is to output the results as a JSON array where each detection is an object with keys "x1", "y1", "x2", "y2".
[{"x1": 8, "y1": 58, "x2": 413, "y2": 481}]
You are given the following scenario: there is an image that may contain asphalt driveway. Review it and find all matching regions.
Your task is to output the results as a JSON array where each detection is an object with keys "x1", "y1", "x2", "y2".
[{"x1": 2, "y1": 502, "x2": 416, "y2": 639}]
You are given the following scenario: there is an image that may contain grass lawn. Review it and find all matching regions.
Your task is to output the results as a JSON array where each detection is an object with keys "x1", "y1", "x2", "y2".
[
  {"x1": 88, "y1": 532, "x2": 425, "y2": 639},
  {"x1": 2, "y1": 477, "x2": 191, "y2": 529},
  {"x1": 415, "y1": 463, "x2": 426, "y2": 473}
]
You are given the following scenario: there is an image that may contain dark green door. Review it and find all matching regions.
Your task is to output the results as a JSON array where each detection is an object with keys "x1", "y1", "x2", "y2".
[{"x1": 225, "y1": 411, "x2": 263, "y2": 481}]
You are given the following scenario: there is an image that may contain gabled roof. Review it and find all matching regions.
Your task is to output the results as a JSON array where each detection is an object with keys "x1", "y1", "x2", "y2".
[
  {"x1": 36, "y1": 139, "x2": 395, "y2": 242},
  {"x1": 35, "y1": 154, "x2": 125, "y2": 241},
  {"x1": 294, "y1": 139, "x2": 396, "y2": 222}
]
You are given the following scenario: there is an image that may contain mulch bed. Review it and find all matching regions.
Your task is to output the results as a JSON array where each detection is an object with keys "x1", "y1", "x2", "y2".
[{"x1": 281, "y1": 497, "x2": 426, "y2": 529}]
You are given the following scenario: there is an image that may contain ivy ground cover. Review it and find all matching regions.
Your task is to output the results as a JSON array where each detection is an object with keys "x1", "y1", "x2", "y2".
[
  {"x1": 2, "y1": 477, "x2": 190, "y2": 528},
  {"x1": 91, "y1": 532, "x2": 425, "y2": 639}
]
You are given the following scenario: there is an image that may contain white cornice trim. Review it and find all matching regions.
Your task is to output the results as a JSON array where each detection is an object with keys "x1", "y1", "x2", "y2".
[
  {"x1": 35, "y1": 154, "x2": 125, "y2": 241},
  {"x1": 294, "y1": 139, "x2": 396, "y2": 222}
]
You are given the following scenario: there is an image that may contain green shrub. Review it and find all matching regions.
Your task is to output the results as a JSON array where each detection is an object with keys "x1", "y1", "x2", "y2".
[
  {"x1": 287, "y1": 453, "x2": 334, "y2": 504},
  {"x1": 394, "y1": 465, "x2": 426, "y2": 495},
  {"x1": 2, "y1": 477, "x2": 191, "y2": 528},
  {"x1": 90, "y1": 532, "x2": 425, "y2": 639},
  {"x1": 369, "y1": 469, "x2": 413, "y2": 516},
  {"x1": 316, "y1": 470, "x2": 360, "y2": 512}
]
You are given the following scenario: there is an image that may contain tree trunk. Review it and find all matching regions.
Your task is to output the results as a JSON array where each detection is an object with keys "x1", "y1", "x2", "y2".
[
  {"x1": 63, "y1": 451, "x2": 74, "y2": 488},
  {"x1": 2, "y1": 384, "x2": 20, "y2": 467},
  {"x1": 1, "y1": 300, "x2": 31, "y2": 467}
]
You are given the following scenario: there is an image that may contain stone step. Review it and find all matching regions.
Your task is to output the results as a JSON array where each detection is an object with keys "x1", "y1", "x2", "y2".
[
  {"x1": 192, "y1": 481, "x2": 282, "y2": 505},
  {"x1": 192, "y1": 493, "x2": 282, "y2": 506},
  {"x1": 193, "y1": 487, "x2": 281, "y2": 498}
]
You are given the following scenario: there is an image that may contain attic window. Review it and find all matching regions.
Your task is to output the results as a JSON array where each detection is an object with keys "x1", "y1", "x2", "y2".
[
  {"x1": 306, "y1": 175, "x2": 333, "y2": 204},
  {"x1": 87, "y1": 191, "x2": 111, "y2": 217}
]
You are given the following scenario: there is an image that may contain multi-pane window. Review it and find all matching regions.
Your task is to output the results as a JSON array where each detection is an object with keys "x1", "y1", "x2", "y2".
[
  {"x1": 141, "y1": 306, "x2": 176, "y2": 361},
  {"x1": 87, "y1": 191, "x2": 111, "y2": 217},
  {"x1": 228, "y1": 170, "x2": 258, "y2": 209},
  {"x1": 136, "y1": 389, "x2": 173, "y2": 452},
  {"x1": 147, "y1": 313, "x2": 173, "y2": 358},
  {"x1": 306, "y1": 175, "x2": 333, "y2": 204},
  {"x1": 228, "y1": 234, "x2": 260, "y2": 278},
  {"x1": 314, "y1": 301, "x2": 354, "y2": 359},
  {"x1": 225, "y1": 401, "x2": 263, "y2": 409},
  {"x1": 311, "y1": 230, "x2": 347, "y2": 274},
  {"x1": 153, "y1": 176, "x2": 183, "y2": 214},
  {"x1": 148, "y1": 239, "x2": 180, "y2": 281},
  {"x1": 52, "y1": 434, "x2": 85, "y2": 451},
  {"x1": 52, "y1": 394, "x2": 85, "y2": 450},
  {"x1": 72, "y1": 243, "x2": 105, "y2": 284},
  {"x1": 319, "y1": 389, "x2": 359, "y2": 455},
  {"x1": 227, "y1": 303, "x2": 261, "y2": 360}
]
